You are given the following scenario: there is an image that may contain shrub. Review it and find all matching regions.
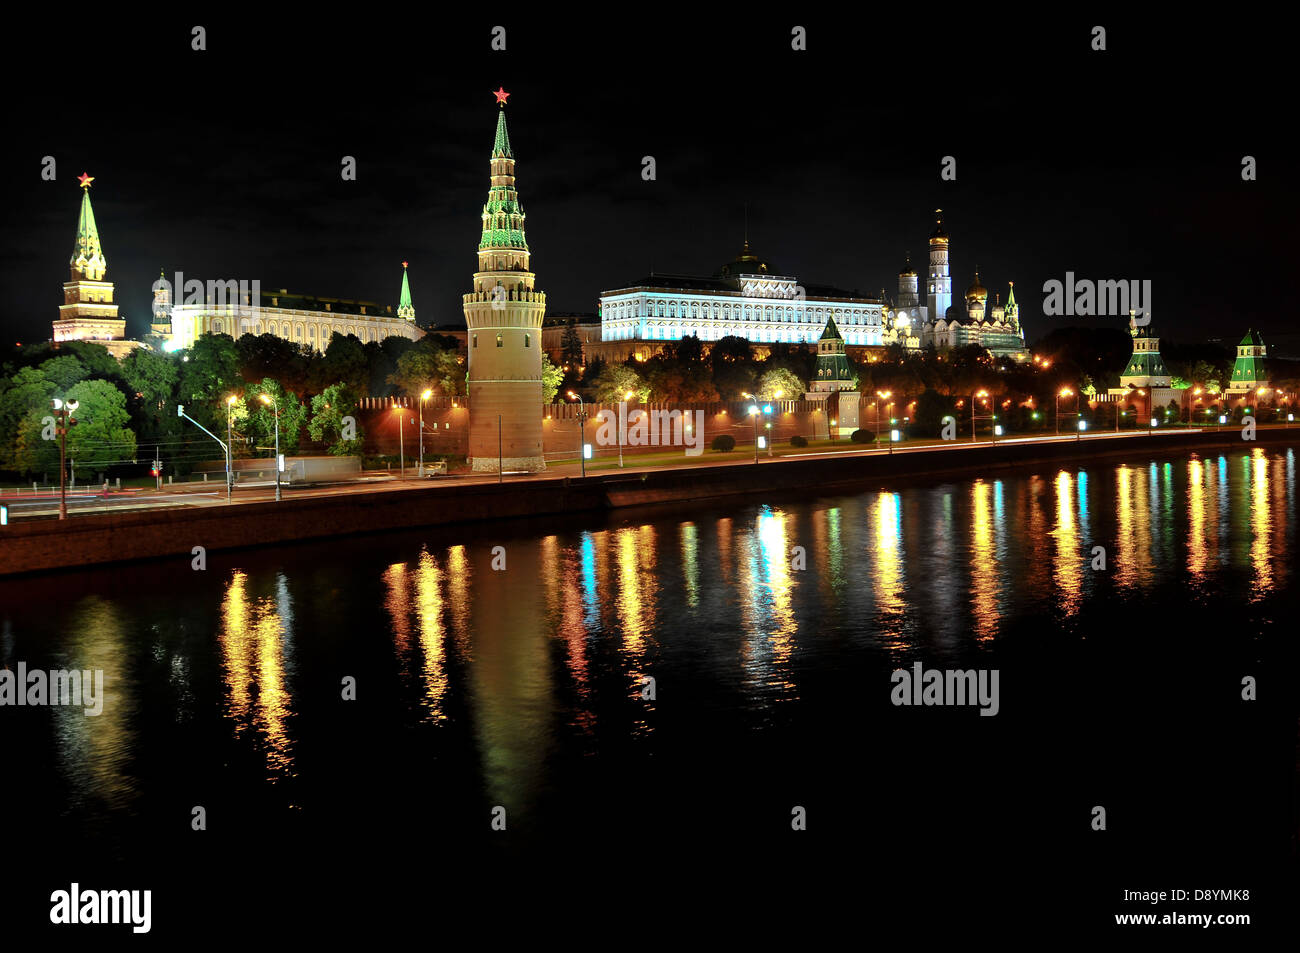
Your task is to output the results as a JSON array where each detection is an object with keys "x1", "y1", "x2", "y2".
[
  {"x1": 790, "y1": 434, "x2": 808, "y2": 448},
  {"x1": 711, "y1": 434, "x2": 736, "y2": 452},
  {"x1": 850, "y1": 429, "x2": 876, "y2": 443}
]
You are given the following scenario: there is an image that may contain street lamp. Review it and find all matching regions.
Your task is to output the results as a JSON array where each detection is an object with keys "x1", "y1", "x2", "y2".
[
  {"x1": 419, "y1": 389, "x2": 432, "y2": 477},
  {"x1": 972, "y1": 390, "x2": 988, "y2": 442},
  {"x1": 876, "y1": 390, "x2": 891, "y2": 446},
  {"x1": 390, "y1": 404, "x2": 406, "y2": 477},
  {"x1": 1056, "y1": 387, "x2": 1074, "y2": 435},
  {"x1": 226, "y1": 395, "x2": 238, "y2": 502},
  {"x1": 259, "y1": 393, "x2": 281, "y2": 501},
  {"x1": 567, "y1": 391, "x2": 587, "y2": 477},
  {"x1": 619, "y1": 390, "x2": 635, "y2": 468},
  {"x1": 50, "y1": 397, "x2": 79, "y2": 520}
]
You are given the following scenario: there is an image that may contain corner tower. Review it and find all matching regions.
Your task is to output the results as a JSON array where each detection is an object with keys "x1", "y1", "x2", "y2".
[
  {"x1": 54, "y1": 173, "x2": 129, "y2": 356},
  {"x1": 462, "y1": 89, "x2": 547, "y2": 472},
  {"x1": 927, "y1": 209, "x2": 951, "y2": 320},
  {"x1": 398, "y1": 261, "x2": 415, "y2": 322}
]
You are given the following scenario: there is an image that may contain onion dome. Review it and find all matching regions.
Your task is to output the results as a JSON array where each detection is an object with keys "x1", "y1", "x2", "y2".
[
  {"x1": 899, "y1": 251, "x2": 917, "y2": 277},
  {"x1": 965, "y1": 270, "x2": 988, "y2": 303}
]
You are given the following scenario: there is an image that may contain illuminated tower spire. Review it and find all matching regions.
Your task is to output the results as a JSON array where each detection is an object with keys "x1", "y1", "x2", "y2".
[
  {"x1": 398, "y1": 261, "x2": 415, "y2": 322},
  {"x1": 71, "y1": 172, "x2": 105, "y2": 281},
  {"x1": 462, "y1": 88, "x2": 547, "y2": 472},
  {"x1": 55, "y1": 173, "x2": 128, "y2": 357}
]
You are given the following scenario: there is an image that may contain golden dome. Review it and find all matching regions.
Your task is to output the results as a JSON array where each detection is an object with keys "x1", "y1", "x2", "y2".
[{"x1": 965, "y1": 271, "x2": 988, "y2": 302}]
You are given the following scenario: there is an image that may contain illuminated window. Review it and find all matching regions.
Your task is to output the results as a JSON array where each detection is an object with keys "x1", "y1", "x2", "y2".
[
  {"x1": 496, "y1": 333, "x2": 503, "y2": 347},
  {"x1": 525, "y1": 333, "x2": 531, "y2": 347},
  {"x1": 473, "y1": 334, "x2": 478, "y2": 347}
]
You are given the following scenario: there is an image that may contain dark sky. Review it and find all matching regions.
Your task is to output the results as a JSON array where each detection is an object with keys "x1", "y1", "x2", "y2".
[{"x1": 3, "y1": 12, "x2": 1294, "y2": 354}]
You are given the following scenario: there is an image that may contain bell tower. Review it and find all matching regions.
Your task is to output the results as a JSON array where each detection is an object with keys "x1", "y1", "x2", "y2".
[
  {"x1": 461, "y1": 89, "x2": 547, "y2": 472},
  {"x1": 54, "y1": 173, "x2": 130, "y2": 356}
]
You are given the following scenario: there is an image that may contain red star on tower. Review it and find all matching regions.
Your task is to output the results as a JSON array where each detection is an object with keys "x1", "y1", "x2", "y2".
[
  {"x1": 493, "y1": 87, "x2": 509, "y2": 106},
  {"x1": 77, "y1": 172, "x2": 94, "y2": 189}
]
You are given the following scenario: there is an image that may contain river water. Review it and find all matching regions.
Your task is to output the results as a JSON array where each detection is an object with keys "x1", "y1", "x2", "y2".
[{"x1": 4, "y1": 445, "x2": 1295, "y2": 930}]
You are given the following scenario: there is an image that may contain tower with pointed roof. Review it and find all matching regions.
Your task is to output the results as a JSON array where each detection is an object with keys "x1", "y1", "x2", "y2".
[
  {"x1": 1225, "y1": 329, "x2": 1269, "y2": 396},
  {"x1": 398, "y1": 262, "x2": 416, "y2": 322},
  {"x1": 462, "y1": 91, "x2": 547, "y2": 472},
  {"x1": 53, "y1": 174, "x2": 135, "y2": 359},
  {"x1": 927, "y1": 209, "x2": 952, "y2": 321},
  {"x1": 810, "y1": 315, "x2": 855, "y2": 393},
  {"x1": 1118, "y1": 311, "x2": 1171, "y2": 388},
  {"x1": 150, "y1": 268, "x2": 173, "y2": 338}
]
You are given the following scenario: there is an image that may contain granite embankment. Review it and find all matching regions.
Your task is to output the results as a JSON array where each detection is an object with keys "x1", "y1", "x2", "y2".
[{"x1": 3, "y1": 428, "x2": 1294, "y2": 576}]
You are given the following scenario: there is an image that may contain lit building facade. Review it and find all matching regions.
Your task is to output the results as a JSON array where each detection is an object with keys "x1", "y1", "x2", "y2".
[
  {"x1": 600, "y1": 241, "x2": 884, "y2": 348},
  {"x1": 163, "y1": 265, "x2": 422, "y2": 352},
  {"x1": 1106, "y1": 312, "x2": 1184, "y2": 410},
  {"x1": 461, "y1": 90, "x2": 547, "y2": 472}
]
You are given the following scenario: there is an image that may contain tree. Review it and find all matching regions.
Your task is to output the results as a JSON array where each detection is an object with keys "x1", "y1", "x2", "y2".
[
  {"x1": 244, "y1": 379, "x2": 307, "y2": 456},
  {"x1": 308, "y1": 383, "x2": 364, "y2": 455},
  {"x1": 388, "y1": 337, "x2": 464, "y2": 397},
  {"x1": 757, "y1": 367, "x2": 804, "y2": 400},
  {"x1": 541, "y1": 354, "x2": 564, "y2": 404},
  {"x1": 16, "y1": 378, "x2": 136, "y2": 477},
  {"x1": 710, "y1": 335, "x2": 753, "y2": 366},
  {"x1": 37, "y1": 355, "x2": 89, "y2": 392},
  {"x1": 561, "y1": 318, "x2": 584, "y2": 368},
  {"x1": 121, "y1": 348, "x2": 181, "y2": 444},
  {"x1": 912, "y1": 388, "x2": 956, "y2": 438},
  {"x1": 644, "y1": 360, "x2": 718, "y2": 403},
  {"x1": 589, "y1": 363, "x2": 648, "y2": 402},
  {"x1": 0, "y1": 366, "x2": 58, "y2": 471},
  {"x1": 178, "y1": 333, "x2": 242, "y2": 430},
  {"x1": 318, "y1": 333, "x2": 369, "y2": 394}
]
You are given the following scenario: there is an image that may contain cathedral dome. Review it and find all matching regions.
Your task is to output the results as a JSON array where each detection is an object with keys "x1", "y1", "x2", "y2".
[
  {"x1": 965, "y1": 272, "x2": 988, "y2": 302},
  {"x1": 717, "y1": 239, "x2": 776, "y2": 277},
  {"x1": 899, "y1": 252, "x2": 917, "y2": 277}
]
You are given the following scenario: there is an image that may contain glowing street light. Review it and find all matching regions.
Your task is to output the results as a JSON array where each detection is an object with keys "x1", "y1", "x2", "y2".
[
  {"x1": 418, "y1": 389, "x2": 433, "y2": 477},
  {"x1": 619, "y1": 389, "x2": 636, "y2": 468},
  {"x1": 50, "y1": 397, "x2": 79, "y2": 519},
  {"x1": 259, "y1": 393, "x2": 281, "y2": 501},
  {"x1": 972, "y1": 389, "x2": 988, "y2": 442},
  {"x1": 1055, "y1": 387, "x2": 1074, "y2": 435}
]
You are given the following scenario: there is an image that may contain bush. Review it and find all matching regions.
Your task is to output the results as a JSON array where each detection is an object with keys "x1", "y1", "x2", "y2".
[
  {"x1": 789, "y1": 434, "x2": 808, "y2": 448},
  {"x1": 711, "y1": 434, "x2": 736, "y2": 452},
  {"x1": 850, "y1": 429, "x2": 876, "y2": 443}
]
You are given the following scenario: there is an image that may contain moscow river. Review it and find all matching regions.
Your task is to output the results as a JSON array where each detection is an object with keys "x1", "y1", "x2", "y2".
[{"x1": 4, "y1": 445, "x2": 1294, "y2": 925}]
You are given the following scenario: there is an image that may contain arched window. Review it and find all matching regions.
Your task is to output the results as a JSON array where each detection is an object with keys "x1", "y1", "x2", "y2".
[
  {"x1": 525, "y1": 333, "x2": 531, "y2": 347},
  {"x1": 496, "y1": 333, "x2": 503, "y2": 347},
  {"x1": 473, "y1": 334, "x2": 479, "y2": 348}
]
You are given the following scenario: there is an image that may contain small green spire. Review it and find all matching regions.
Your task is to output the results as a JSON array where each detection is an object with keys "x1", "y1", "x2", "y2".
[
  {"x1": 398, "y1": 261, "x2": 415, "y2": 321},
  {"x1": 819, "y1": 314, "x2": 843, "y2": 341},
  {"x1": 1006, "y1": 281, "x2": 1016, "y2": 308},
  {"x1": 492, "y1": 108, "x2": 513, "y2": 159}
]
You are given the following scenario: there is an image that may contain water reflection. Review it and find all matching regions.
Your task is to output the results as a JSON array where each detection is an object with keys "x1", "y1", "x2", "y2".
[{"x1": 218, "y1": 570, "x2": 295, "y2": 779}]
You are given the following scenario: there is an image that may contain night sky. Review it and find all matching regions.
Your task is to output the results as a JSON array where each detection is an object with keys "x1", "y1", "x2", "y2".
[{"x1": 3, "y1": 13, "x2": 1292, "y2": 354}]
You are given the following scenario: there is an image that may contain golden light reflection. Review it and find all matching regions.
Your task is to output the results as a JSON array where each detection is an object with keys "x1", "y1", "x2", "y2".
[
  {"x1": 1249, "y1": 449, "x2": 1274, "y2": 597},
  {"x1": 1186, "y1": 458, "x2": 1208, "y2": 580},
  {"x1": 873, "y1": 492, "x2": 907, "y2": 652},
  {"x1": 219, "y1": 570, "x2": 294, "y2": 778},
  {"x1": 970, "y1": 480, "x2": 1001, "y2": 638},
  {"x1": 1051, "y1": 471, "x2": 1083, "y2": 616},
  {"x1": 1114, "y1": 465, "x2": 1154, "y2": 590},
  {"x1": 680, "y1": 522, "x2": 699, "y2": 609}
]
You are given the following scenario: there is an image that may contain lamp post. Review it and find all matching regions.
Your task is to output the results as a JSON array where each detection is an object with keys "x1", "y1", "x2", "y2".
[
  {"x1": 226, "y1": 395, "x2": 237, "y2": 502},
  {"x1": 972, "y1": 390, "x2": 988, "y2": 442},
  {"x1": 1056, "y1": 387, "x2": 1074, "y2": 435},
  {"x1": 419, "y1": 389, "x2": 432, "y2": 477},
  {"x1": 748, "y1": 402, "x2": 761, "y2": 463},
  {"x1": 567, "y1": 391, "x2": 587, "y2": 477},
  {"x1": 876, "y1": 389, "x2": 891, "y2": 446},
  {"x1": 50, "y1": 397, "x2": 79, "y2": 520},
  {"x1": 619, "y1": 390, "x2": 635, "y2": 468},
  {"x1": 259, "y1": 393, "x2": 281, "y2": 501}
]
